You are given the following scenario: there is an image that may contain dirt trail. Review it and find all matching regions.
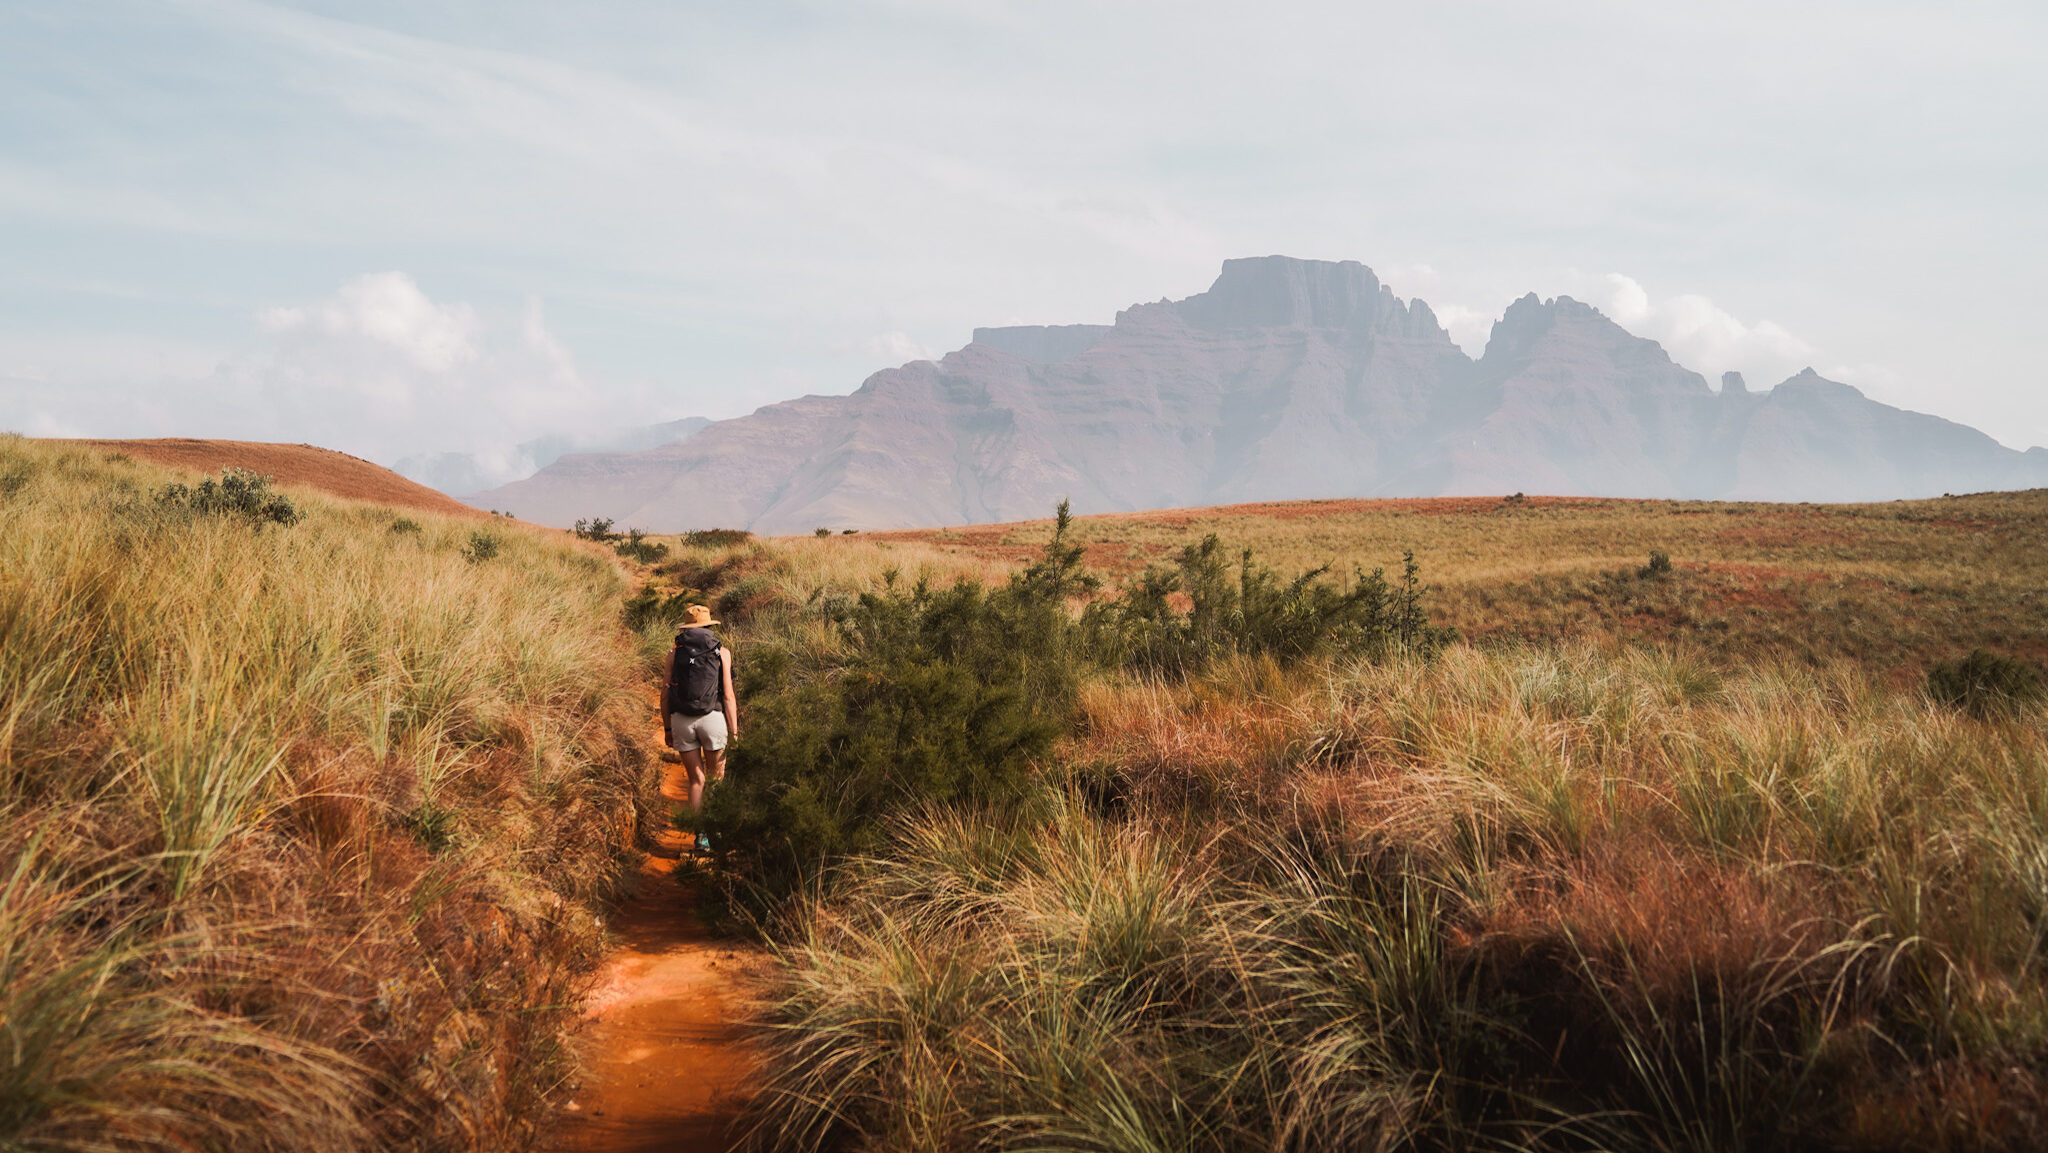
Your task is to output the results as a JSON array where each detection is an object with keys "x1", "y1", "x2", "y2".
[{"x1": 548, "y1": 809, "x2": 761, "y2": 1152}]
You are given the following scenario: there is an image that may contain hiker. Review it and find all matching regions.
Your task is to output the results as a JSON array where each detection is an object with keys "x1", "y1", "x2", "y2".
[{"x1": 662, "y1": 604, "x2": 739, "y2": 851}]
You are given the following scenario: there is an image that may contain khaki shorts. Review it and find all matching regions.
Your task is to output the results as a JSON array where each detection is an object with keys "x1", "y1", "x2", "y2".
[{"x1": 668, "y1": 710, "x2": 729, "y2": 752}]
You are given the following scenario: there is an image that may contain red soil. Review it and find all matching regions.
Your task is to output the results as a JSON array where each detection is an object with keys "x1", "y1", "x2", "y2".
[
  {"x1": 54, "y1": 438, "x2": 489, "y2": 520},
  {"x1": 546, "y1": 755, "x2": 762, "y2": 1153}
]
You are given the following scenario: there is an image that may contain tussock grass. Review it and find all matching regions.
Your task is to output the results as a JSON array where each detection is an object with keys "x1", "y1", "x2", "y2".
[
  {"x1": 624, "y1": 497, "x2": 2048, "y2": 1148},
  {"x1": 0, "y1": 437, "x2": 654, "y2": 1150},
  {"x1": 743, "y1": 641, "x2": 2048, "y2": 1150}
]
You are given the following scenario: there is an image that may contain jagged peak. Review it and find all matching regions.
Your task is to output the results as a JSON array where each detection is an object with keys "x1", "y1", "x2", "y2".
[
  {"x1": 1481, "y1": 292, "x2": 1663, "y2": 365},
  {"x1": 1771, "y1": 367, "x2": 1866, "y2": 399}
]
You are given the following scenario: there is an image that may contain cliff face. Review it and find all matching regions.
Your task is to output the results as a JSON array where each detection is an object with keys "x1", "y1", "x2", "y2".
[{"x1": 474, "y1": 257, "x2": 2048, "y2": 532}]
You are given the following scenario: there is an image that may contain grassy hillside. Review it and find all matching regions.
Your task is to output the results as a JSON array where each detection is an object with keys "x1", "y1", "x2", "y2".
[
  {"x1": 867, "y1": 491, "x2": 2048, "y2": 678},
  {"x1": 618, "y1": 496, "x2": 2048, "y2": 1151},
  {"x1": 55, "y1": 437, "x2": 492, "y2": 520},
  {"x1": 0, "y1": 437, "x2": 657, "y2": 1150}
]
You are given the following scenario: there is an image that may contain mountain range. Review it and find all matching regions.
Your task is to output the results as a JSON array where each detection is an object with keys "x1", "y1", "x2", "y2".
[{"x1": 471, "y1": 257, "x2": 2048, "y2": 532}]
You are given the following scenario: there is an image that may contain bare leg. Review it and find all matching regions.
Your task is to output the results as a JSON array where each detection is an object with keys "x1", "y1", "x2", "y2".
[
  {"x1": 679, "y1": 748, "x2": 709, "y2": 814},
  {"x1": 703, "y1": 746, "x2": 726, "y2": 785}
]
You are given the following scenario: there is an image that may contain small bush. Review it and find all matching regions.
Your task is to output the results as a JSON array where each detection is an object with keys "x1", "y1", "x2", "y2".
[
  {"x1": 624, "y1": 584, "x2": 697, "y2": 632},
  {"x1": 389, "y1": 517, "x2": 422, "y2": 535},
  {"x1": 1927, "y1": 649, "x2": 2044, "y2": 717},
  {"x1": 681, "y1": 528, "x2": 753, "y2": 548},
  {"x1": 814, "y1": 526, "x2": 830, "y2": 538},
  {"x1": 1638, "y1": 549, "x2": 1674, "y2": 578},
  {"x1": 1083, "y1": 536, "x2": 1451, "y2": 675},
  {"x1": 461, "y1": 531, "x2": 500, "y2": 563},
  {"x1": 613, "y1": 528, "x2": 669, "y2": 564},
  {"x1": 0, "y1": 460, "x2": 35, "y2": 498},
  {"x1": 572, "y1": 516, "x2": 617, "y2": 542},
  {"x1": 706, "y1": 506, "x2": 1092, "y2": 902},
  {"x1": 714, "y1": 574, "x2": 781, "y2": 623},
  {"x1": 154, "y1": 468, "x2": 302, "y2": 527}
]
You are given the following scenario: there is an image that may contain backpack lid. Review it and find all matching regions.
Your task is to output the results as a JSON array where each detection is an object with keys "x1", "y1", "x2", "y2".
[{"x1": 674, "y1": 625, "x2": 721, "y2": 651}]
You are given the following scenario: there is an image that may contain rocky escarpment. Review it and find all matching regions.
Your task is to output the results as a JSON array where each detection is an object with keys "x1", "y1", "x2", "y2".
[{"x1": 473, "y1": 257, "x2": 2048, "y2": 532}]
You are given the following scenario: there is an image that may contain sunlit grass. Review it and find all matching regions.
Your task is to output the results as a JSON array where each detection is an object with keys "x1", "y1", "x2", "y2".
[
  {"x1": 0, "y1": 436, "x2": 655, "y2": 1151},
  {"x1": 744, "y1": 638, "x2": 2048, "y2": 1149}
]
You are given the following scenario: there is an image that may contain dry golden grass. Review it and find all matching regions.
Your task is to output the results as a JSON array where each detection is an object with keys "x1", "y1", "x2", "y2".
[{"x1": 0, "y1": 437, "x2": 660, "y2": 1151}]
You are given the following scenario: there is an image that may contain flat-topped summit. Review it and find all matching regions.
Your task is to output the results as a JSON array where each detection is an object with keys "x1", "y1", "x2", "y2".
[{"x1": 472, "y1": 258, "x2": 2048, "y2": 532}]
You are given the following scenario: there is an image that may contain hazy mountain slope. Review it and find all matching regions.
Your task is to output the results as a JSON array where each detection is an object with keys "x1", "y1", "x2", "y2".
[
  {"x1": 396, "y1": 416, "x2": 712, "y2": 497},
  {"x1": 1721, "y1": 370, "x2": 2045, "y2": 501},
  {"x1": 1433, "y1": 294, "x2": 1719, "y2": 498},
  {"x1": 472, "y1": 257, "x2": 2048, "y2": 532}
]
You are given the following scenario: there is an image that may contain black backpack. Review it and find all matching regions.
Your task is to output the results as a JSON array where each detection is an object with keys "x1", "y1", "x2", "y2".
[{"x1": 667, "y1": 628, "x2": 724, "y2": 716}]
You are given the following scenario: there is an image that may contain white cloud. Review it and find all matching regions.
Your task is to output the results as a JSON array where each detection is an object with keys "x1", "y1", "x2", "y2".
[
  {"x1": 0, "y1": 273, "x2": 675, "y2": 486},
  {"x1": 1595, "y1": 274, "x2": 1820, "y2": 389},
  {"x1": 259, "y1": 271, "x2": 479, "y2": 373},
  {"x1": 1428, "y1": 304, "x2": 1496, "y2": 356},
  {"x1": 864, "y1": 331, "x2": 936, "y2": 363},
  {"x1": 832, "y1": 331, "x2": 937, "y2": 365},
  {"x1": 225, "y1": 275, "x2": 666, "y2": 473}
]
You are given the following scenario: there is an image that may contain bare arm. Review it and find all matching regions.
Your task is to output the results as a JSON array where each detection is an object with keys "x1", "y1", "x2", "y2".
[{"x1": 720, "y1": 647, "x2": 739, "y2": 740}]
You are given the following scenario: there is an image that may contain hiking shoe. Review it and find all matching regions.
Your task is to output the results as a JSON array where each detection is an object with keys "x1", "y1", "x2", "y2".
[{"x1": 696, "y1": 833, "x2": 712, "y2": 853}]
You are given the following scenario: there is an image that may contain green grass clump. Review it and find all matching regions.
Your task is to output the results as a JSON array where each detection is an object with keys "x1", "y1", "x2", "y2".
[
  {"x1": 1927, "y1": 648, "x2": 2044, "y2": 718},
  {"x1": 0, "y1": 437, "x2": 655, "y2": 1151}
]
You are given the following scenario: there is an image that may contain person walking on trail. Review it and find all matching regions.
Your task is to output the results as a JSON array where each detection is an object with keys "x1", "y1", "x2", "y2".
[{"x1": 662, "y1": 604, "x2": 738, "y2": 852}]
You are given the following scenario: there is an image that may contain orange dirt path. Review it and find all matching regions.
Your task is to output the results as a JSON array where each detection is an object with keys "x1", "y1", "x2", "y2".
[{"x1": 548, "y1": 804, "x2": 761, "y2": 1152}]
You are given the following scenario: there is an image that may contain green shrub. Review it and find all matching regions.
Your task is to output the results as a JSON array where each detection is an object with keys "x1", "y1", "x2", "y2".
[
  {"x1": 1083, "y1": 537, "x2": 1450, "y2": 674},
  {"x1": 681, "y1": 528, "x2": 752, "y2": 548},
  {"x1": 154, "y1": 468, "x2": 301, "y2": 527},
  {"x1": 1638, "y1": 549, "x2": 1674, "y2": 578},
  {"x1": 1928, "y1": 648, "x2": 2044, "y2": 717},
  {"x1": 623, "y1": 584, "x2": 697, "y2": 633},
  {"x1": 461, "y1": 531, "x2": 500, "y2": 563},
  {"x1": 613, "y1": 528, "x2": 669, "y2": 564},
  {"x1": 389, "y1": 517, "x2": 422, "y2": 535},
  {"x1": 572, "y1": 516, "x2": 617, "y2": 542},
  {"x1": 705, "y1": 507, "x2": 1092, "y2": 902}
]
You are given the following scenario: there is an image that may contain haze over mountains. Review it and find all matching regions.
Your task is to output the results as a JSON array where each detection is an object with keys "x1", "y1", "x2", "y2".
[
  {"x1": 394, "y1": 416, "x2": 711, "y2": 497},
  {"x1": 471, "y1": 258, "x2": 2048, "y2": 533}
]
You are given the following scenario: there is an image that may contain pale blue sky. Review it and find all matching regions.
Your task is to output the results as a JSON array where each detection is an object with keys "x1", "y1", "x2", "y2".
[{"x1": 4, "y1": 0, "x2": 2043, "y2": 474}]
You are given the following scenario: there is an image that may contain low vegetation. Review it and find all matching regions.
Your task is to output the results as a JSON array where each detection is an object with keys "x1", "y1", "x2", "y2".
[
  {"x1": 756, "y1": 646, "x2": 2048, "y2": 1150},
  {"x1": 0, "y1": 438, "x2": 655, "y2": 1151},
  {"x1": 19, "y1": 454, "x2": 2043, "y2": 1150},
  {"x1": 868, "y1": 490, "x2": 2048, "y2": 678},
  {"x1": 618, "y1": 491, "x2": 2048, "y2": 1151}
]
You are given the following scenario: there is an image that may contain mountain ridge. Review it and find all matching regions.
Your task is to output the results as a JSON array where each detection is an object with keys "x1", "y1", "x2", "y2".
[{"x1": 473, "y1": 257, "x2": 2047, "y2": 532}]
